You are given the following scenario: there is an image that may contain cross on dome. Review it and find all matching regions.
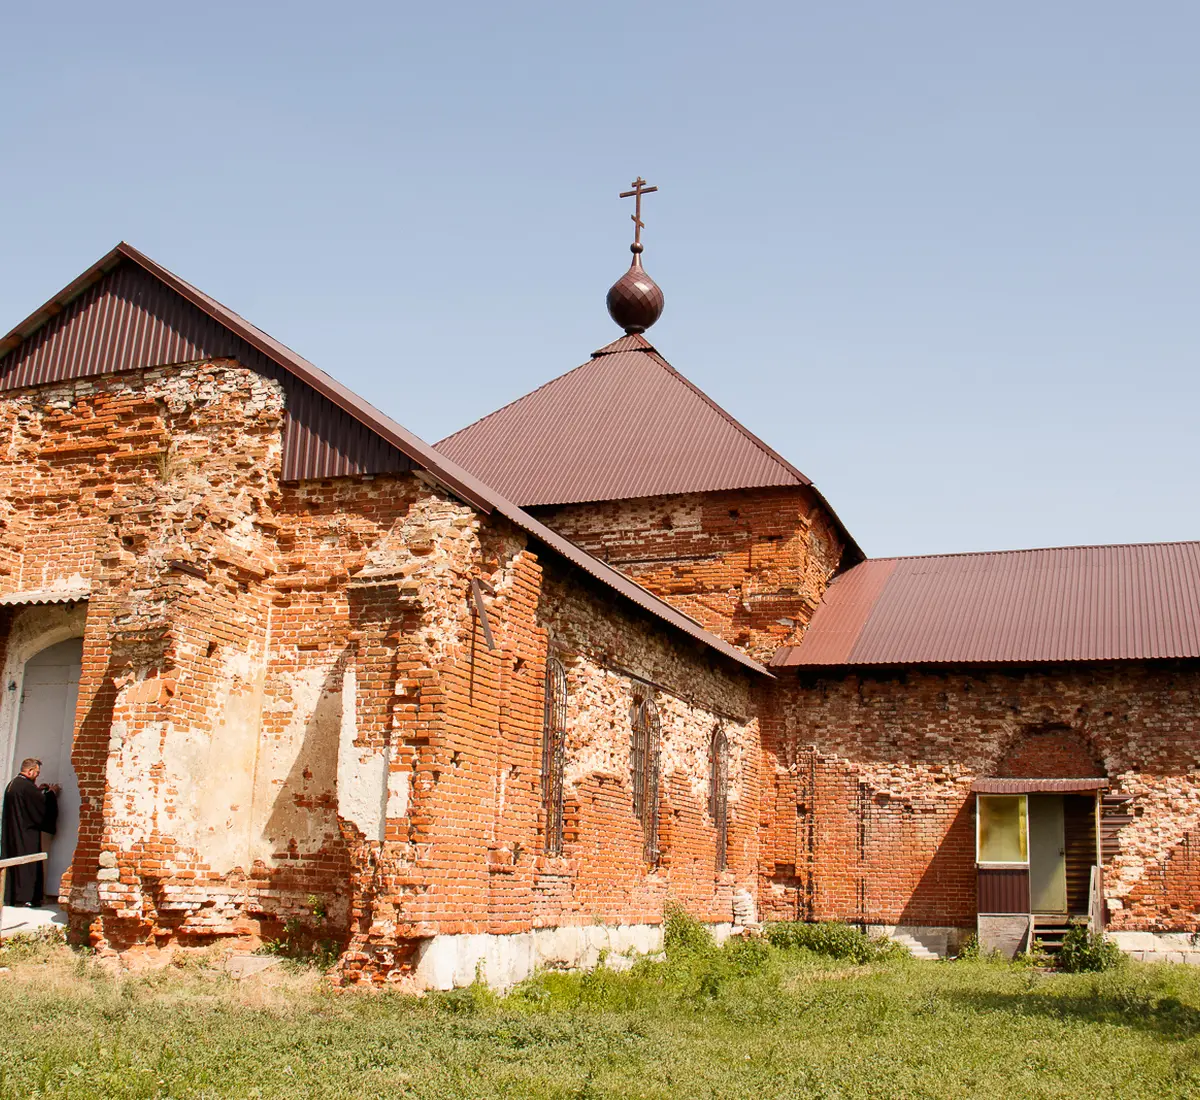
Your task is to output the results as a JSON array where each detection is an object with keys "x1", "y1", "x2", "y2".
[
  {"x1": 607, "y1": 176, "x2": 665, "y2": 334},
  {"x1": 619, "y1": 176, "x2": 658, "y2": 250}
]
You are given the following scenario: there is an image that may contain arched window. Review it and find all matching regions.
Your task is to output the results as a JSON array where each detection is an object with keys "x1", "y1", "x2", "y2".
[
  {"x1": 709, "y1": 724, "x2": 729, "y2": 872},
  {"x1": 630, "y1": 690, "x2": 661, "y2": 865},
  {"x1": 540, "y1": 657, "x2": 568, "y2": 855}
]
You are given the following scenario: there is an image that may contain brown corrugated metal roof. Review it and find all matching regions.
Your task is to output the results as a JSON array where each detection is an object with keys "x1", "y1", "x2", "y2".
[
  {"x1": 0, "y1": 248, "x2": 417, "y2": 483},
  {"x1": 972, "y1": 778, "x2": 1109, "y2": 793},
  {"x1": 772, "y1": 541, "x2": 1200, "y2": 667},
  {"x1": 436, "y1": 334, "x2": 863, "y2": 560},
  {"x1": 0, "y1": 245, "x2": 767, "y2": 678},
  {"x1": 438, "y1": 333, "x2": 807, "y2": 504}
]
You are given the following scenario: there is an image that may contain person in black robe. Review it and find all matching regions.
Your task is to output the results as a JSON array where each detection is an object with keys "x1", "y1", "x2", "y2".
[{"x1": 2, "y1": 757, "x2": 59, "y2": 907}]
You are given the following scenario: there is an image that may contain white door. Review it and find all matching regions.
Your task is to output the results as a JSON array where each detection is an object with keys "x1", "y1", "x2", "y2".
[{"x1": 12, "y1": 638, "x2": 83, "y2": 901}]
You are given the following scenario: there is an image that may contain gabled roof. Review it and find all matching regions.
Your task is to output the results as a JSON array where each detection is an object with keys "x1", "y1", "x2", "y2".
[
  {"x1": 437, "y1": 334, "x2": 862, "y2": 558},
  {"x1": 0, "y1": 244, "x2": 768, "y2": 677},
  {"x1": 772, "y1": 541, "x2": 1200, "y2": 668}
]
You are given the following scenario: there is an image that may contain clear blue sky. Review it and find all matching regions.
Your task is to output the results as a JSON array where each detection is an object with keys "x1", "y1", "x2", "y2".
[{"x1": 2, "y1": 2, "x2": 1197, "y2": 557}]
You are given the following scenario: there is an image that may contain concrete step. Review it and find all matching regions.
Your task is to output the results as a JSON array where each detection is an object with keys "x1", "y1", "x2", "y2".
[{"x1": 888, "y1": 933, "x2": 940, "y2": 960}]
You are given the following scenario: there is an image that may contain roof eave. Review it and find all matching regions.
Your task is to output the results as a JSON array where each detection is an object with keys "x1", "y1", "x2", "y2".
[
  {"x1": 108, "y1": 244, "x2": 496, "y2": 515},
  {"x1": 772, "y1": 652, "x2": 1200, "y2": 670},
  {"x1": 0, "y1": 244, "x2": 128, "y2": 359}
]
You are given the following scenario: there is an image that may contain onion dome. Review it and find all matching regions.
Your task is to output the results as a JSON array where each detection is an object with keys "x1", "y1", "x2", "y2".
[{"x1": 606, "y1": 243, "x2": 665, "y2": 334}]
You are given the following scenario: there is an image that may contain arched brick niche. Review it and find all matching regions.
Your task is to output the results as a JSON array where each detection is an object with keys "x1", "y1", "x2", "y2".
[{"x1": 995, "y1": 725, "x2": 1105, "y2": 779}]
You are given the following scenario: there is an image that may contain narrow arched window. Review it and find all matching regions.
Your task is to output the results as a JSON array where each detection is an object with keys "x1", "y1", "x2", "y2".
[
  {"x1": 709, "y1": 724, "x2": 729, "y2": 872},
  {"x1": 630, "y1": 690, "x2": 661, "y2": 865},
  {"x1": 541, "y1": 657, "x2": 568, "y2": 855}
]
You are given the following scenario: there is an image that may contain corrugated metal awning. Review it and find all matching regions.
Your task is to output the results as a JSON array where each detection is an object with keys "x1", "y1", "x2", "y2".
[
  {"x1": 972, "y1": 777, "x2": 1109, "y2": 794},
  {"x1": 0, "y1": 584, "x2": 90, "y2": 607}
]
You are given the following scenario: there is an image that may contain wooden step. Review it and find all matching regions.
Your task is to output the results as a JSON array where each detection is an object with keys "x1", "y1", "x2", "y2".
[{"x1": 1031, "y1": 916, "x2": 1082, "y2": 954}]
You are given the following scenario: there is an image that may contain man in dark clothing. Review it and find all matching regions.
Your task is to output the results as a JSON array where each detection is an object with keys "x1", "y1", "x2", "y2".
[{"x1": 2, "y1": 757, "x2": 58, "y2": 906}]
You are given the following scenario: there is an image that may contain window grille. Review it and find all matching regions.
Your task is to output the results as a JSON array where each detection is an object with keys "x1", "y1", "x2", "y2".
[
  {"x1": 709, "y1": 724, "x2": 730, "y2": 872},
  {"x1": 541, "y1": 657, "x2": 568, "y2": 855},
  {"x1": 630, "y1": 690, "x2": 661, "y2": 865}
]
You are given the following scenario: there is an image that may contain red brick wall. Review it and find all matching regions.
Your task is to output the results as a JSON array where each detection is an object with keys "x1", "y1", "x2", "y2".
[
  {"x1": 765, "y1": 662, "x2": 1200, "y2": 932},
  {"x1": 341, "y1": 528, "x2": 763, "y2": 980},
  {"x1": 996, "y1": 728, "x2": 1105, "y2": 778},
  {"x1": 530, "y1": 487, "x2": 848, "y2": 662},
  {"x1": 0, "y1": 360, "x2": 760, "y2": 978}
]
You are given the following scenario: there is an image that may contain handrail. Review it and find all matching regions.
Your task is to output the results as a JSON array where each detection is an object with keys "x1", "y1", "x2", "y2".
[
  {"x1": 0, "y1": 852, "x2": 48, "y2": 870},
  {"x1": 0, "y1": 851, "x2": 51, "y2": 945},
  {"x1": 1088, "y1": 864, "x2": 1105, "y2": 933}
]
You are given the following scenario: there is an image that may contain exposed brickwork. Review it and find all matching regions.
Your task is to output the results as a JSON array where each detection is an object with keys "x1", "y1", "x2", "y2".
[
  {"x1": 530, "y1": 487, "x2": 847, "y2": 661},
  {"x1": 996, "y1": 728, "x2": 1105, "y2": 779},
  {"x1": 764, "y1": 663, "x2": 1200, "y2": 933},
  {"x1": 1, "y1": 350, "x2": 1197, "y2": 983},
  {"x1": 0, "y1": 360, "x2": 755, "y2": 981}
]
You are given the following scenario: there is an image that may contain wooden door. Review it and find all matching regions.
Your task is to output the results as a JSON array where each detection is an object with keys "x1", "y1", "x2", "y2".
[{"x1": 1028, "y1": 795, "x2": 1067, "y2": 914}]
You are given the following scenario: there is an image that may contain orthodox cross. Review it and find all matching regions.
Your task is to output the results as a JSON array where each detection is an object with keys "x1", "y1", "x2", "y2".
[{"x1": 619, "y1": 177, "x2": 658, "y2": 247}]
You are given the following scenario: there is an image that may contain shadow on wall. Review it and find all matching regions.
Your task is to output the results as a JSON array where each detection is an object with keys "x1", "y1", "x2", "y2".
[
  {"x1": 994, "y1": 725, "x2": 1106, "y2": 779},
  {"x1": 260, "y1": 648, "x2": 354, "y2": 931},
  {"x1": 70, "y1": 665, "x2": 120, "y2": 897},
  {"x1": 262, "y1": 650, "x2": 348, "y2": 858},
  {"x1": 895, "y1": 799, "x2": 977, "y2": 930}
]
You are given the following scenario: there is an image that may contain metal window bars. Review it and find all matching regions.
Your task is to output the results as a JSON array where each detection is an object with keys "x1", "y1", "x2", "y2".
[
  {"x1": 709, "y1": 723, "x2": 729, "y2": 872},
  {"x1": 541, "y1": 657, "x2": 568, "y2": 855},
  {"x1": 631, "y1": 690, "x2": 661, "y2": 865}
]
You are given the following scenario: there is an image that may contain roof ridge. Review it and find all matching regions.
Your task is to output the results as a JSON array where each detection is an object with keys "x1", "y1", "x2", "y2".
[
  {"x1": 437, "y1": 336, "x2": 808, "y2": 490},
  {"x1": 640, "y1": 345, "x2": 811, "y2": 488},
  {"x1": 591, "y1": 333, "x2": 656, "y2": 356},
  {"x1": 854, "y1": 539, "x2": 1200, "y2": 566}
]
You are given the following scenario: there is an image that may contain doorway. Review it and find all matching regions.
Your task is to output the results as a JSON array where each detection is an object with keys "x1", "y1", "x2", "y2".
[
  {"x1": 11, "y1": 638, "x2": 83, "y2": 901},
  {"x1": 1028, "y1": 795, "x2": 1067, "y2": 914}
]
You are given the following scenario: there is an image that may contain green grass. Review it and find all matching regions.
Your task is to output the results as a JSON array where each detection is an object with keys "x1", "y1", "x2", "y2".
[{"x1": 2, "y1": 926, "x2": 1200, "y2": 1099}]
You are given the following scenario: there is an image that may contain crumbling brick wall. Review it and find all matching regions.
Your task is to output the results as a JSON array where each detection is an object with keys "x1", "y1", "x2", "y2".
[
  {"x1": 336, "y1": 513, "x2": 762, "y2": 982},
  {"x1": 0, "y1": 359, "x2": 760, "y2": 978},
  {"x1": 530, "y1": 487, "x2": 848, "y2": 662},
  {"x1": 765, "y1": 662, "x2": 1200, "y2": 933}
]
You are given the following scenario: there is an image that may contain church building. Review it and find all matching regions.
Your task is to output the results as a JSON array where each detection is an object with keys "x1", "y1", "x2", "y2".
[{"x1": 1, "y1": 185, "x2": 1197, "y2": 982}]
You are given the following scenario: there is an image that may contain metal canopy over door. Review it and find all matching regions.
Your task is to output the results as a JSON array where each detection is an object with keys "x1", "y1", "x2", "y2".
[
  {"x1": 1028, "y1": 795, "x2": 1067, "y2": 914},
  {"x1": 11, "y1": 638, "x2": 83, "y2": 900}
]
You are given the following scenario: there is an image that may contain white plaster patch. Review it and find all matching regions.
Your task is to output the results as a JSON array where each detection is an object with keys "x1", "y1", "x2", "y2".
[
  {"x1": 108, "y1": 716, "x2": 166, "y2": 848},
  {"x1": 387, "y1": 767, "x2": 410, "y2": 820},
  {"x1": 412, "y1": 923, "x2": 667, "y2": 991},
  {"x1": 336, "y1": 664, "x2": 388, "y2": 841}
]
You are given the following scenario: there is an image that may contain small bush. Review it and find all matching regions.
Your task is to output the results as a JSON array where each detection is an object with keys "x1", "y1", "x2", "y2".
[
  {"x1": 869, "y1": 936, "x2": 912, "y2": 962},
  {"x1": 957, "y1": 933, "x2": 981, "y2": 960},
  {"x1": 723, "y1": 934, "x2": 770, "y2": 976},
  {"x1": 1059, "y1": 926, "x2": 1124, "y2": 973},
  {"x1": 766, "y1": 921, "x2": 900, "y2": 964},
  {"x1": 258, "y1": 896, "x2": 339, "y2": 970},
  {"x1": 433, "y1": 979, "x2": 499, "y2": 1015},
  {"x1": 663, "y1": 904, "x2": 715, "y2": 959}
]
